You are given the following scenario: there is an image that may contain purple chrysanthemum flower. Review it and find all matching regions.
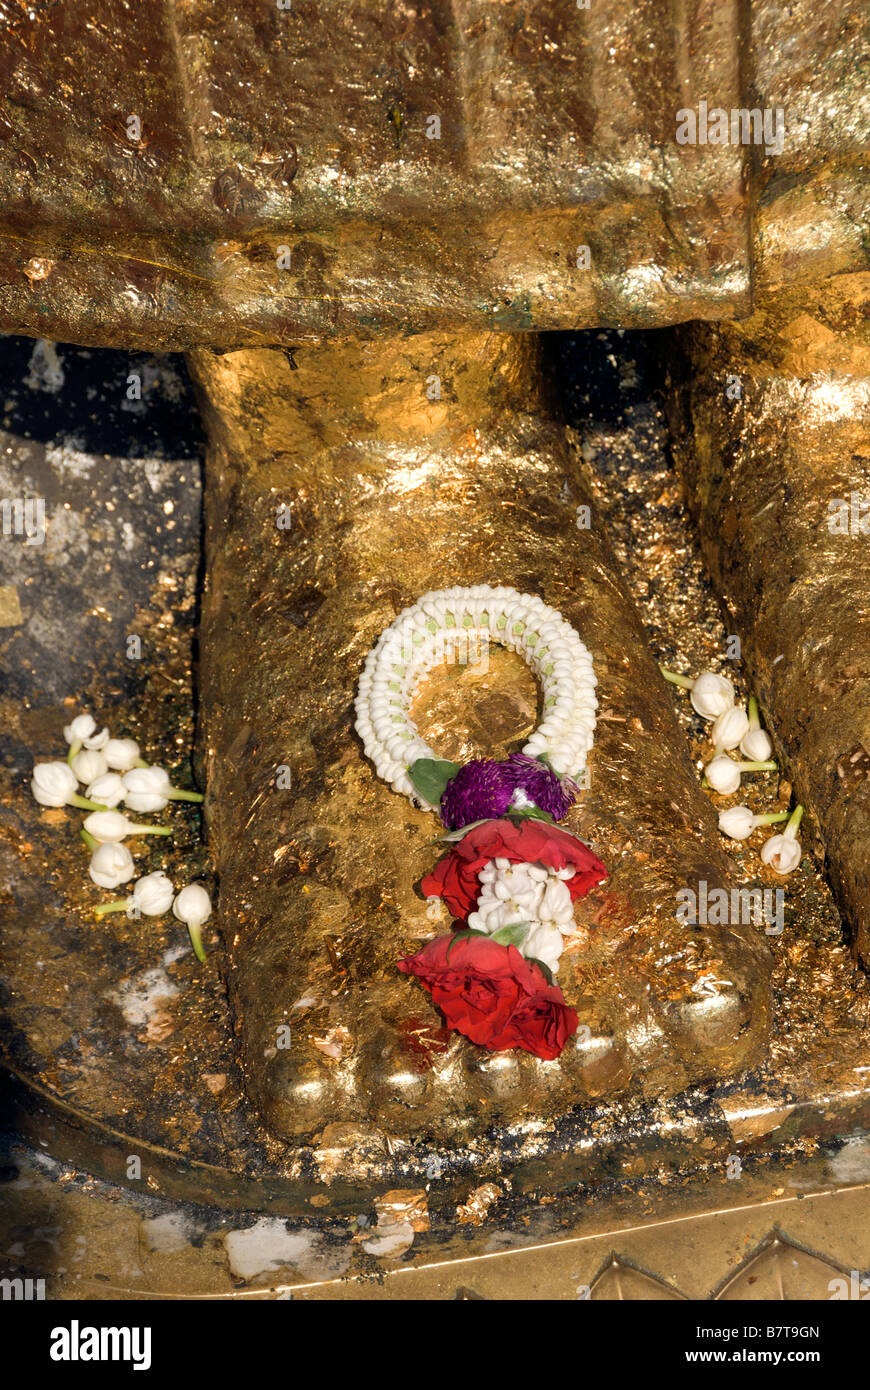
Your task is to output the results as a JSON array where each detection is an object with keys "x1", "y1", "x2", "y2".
[
  {"x1": 439, "y1": 759, "x2": 514, "y2": 830},
  {"x1": 502, "y1": 753, "x2": 578, "y2": 821}
]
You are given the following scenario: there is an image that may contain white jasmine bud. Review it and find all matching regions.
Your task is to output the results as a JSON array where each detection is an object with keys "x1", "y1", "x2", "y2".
[
  {"x1": 717, "y1": 805, "x2": 790, "y2": 841},
  {"x1": 31, "y1": 760, "x2": 108, "y2": 811},
  {"x1": 70, "y1": 748, "x2": 109, "y2": 785},
  {"x1": 122, "y1": 766, "x2": 203, "y2": 812},
  {"x1": 94, "y1": 870, "x2": 175, "y2": 918},
  {"x1": 63, "y1": 712, "x2": 108, "y2": 758},
  {"x1": 711, "y1": 705, "x2": 750, "y2": 752},
  {"x1": 85, "y1": 772, "x2": 125, "y2": 808},
  {"x1": 103, "y1": 738, "x2": 145, "y2": 772},
  {"x1": 690, "y1": 671, "x2": 735, "y2": 719},
  {"x1": 132, "y1": 872, "x2": 175, "y2": 916},
  {"x1": 704, "y1": 755, "x2": 741, "y2": 795},
  {"x1": 739, "y1": 697, "x2": 773, "y2": 761},
  {"x1": 173, "y1": 883, "x2": 212, "y2": 962},
  {"x1": 740, "y1": 728, "x2": 773, "y2": 761},
  {"x1": 122, "y1": 766, "x2": 171, "y2": 812},
  {"x1": 705, "y1": 754, "x2": 778, "y2": 795},
  {"x1": 660, "y1": 668, "x2": 735, "y2": 720},
  {"x1": 88, "y1": 841, "x2": 135, "y2": 888},
  {"x1": 761, "y1": 805, "x2": 804, "y2": 875},
  {"x1": 64, "y1": 713, "x2": 97, "y2": 746},
  {"x1": 83, "y1": 810, "x2": 172, "y2": 843}
]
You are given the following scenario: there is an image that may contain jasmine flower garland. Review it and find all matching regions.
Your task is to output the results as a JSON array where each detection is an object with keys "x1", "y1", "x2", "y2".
[
  {"x1": 355, "y1": 584, "x2": 597, "y2": 806},
  {"x1": 358, "y1": 586, "x2": 607, "y2": 1059}
]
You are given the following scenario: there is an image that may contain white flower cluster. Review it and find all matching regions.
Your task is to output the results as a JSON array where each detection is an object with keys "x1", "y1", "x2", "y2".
[
  {"x1": 355, "y1": 585, "x2": 597, "y2": 804},
  {"x1": 29, "y1": 707, "x2": 212, "y2": 952},
  {"x1": 662, "y1": 672, "x2": 803, "y2": 877},
  {"x1": 467, "y1": 858, "x2": 579, "y2": 974}
]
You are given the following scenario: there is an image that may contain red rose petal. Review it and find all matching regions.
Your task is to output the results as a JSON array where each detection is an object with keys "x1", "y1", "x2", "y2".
[{"x1": 398, "y1": 933, "x2": 579, "y2": 1059}]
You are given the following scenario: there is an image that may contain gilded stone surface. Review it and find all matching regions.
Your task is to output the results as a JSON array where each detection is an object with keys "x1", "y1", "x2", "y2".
[
  {"x1": 2, "y1": 1, "x2": 867, "y2": 347},
  {"x1": 191, "y1": 330, "x2": 771, "y2": 1143},
  {"x1": 3, "y1": 335, "x2": 870, "y2": 1203},
  {"x1": 0, "y1": 0, "x2": 779, "y2": 346},
  {"x1": 669, "y1": 276, "x2": 870, "y2": 965}
]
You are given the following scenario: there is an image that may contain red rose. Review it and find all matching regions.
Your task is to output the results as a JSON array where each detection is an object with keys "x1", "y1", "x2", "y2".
[
  {"x1": 398, "y1": 935, "x2": 579, "y2": 1060},
  {"x1": 420, "y1": 817, "x2": 607, "y2": 922}
]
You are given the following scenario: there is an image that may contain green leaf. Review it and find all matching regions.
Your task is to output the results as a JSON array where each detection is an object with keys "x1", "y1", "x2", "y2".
[
  {"x1": 508, "y1": 805, "x2": 556, "y2": 826},
  {"x1": 445, "y1": 927, "x2": 489, "y2": 961},
  {"x1": 509, "y1": 812, "x2": 593, "y2": 848},
  {"x1": 425, "y1": 817, "x2": 492, "y2": 847},
  {"x1": 530, "y1": 957, "x2": 554, "y2": 986},
  {"x1": 489, "y1": 922, "x2": 531, "y2": 948},
  {"x1": 408, "y1": 757, "x2": 461, "y2": 806}
]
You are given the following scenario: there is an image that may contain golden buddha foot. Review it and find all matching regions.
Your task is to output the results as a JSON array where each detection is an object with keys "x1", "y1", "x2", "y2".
[{"x1": 190, "y1": 330, "x2": 772, "y2": 1143}]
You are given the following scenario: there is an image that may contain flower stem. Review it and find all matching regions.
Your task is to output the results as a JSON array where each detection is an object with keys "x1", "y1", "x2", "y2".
[
  {"x1": 129, "y1": 824, "x2": 172, "y2": 836},
  {"x1": 735, "y1": 760, "x2": 778, "y2": 772},
  {"x1": 94, "y1": 898, "x2": 132, "y2": 916},
  {"x1": 659, "y1": 667, "x2": 694, "y2": 690},
  {"x1": 187, "y1": 920, "x2": 207, "y2": 963},
  {"x1": 784, "y1": 804, "x2": 804, "y2": 839},
  {"x1": 754, "y1": 811, "x2": 789, "y2": 826},
  {"x1": 166, "y1": 790, "x2": 204, "y2": 803},
  {"x1": 67, "y1": 741, "x2": 82, "y2": 764},
  {"x1": 69, "y1": 794, "x2": 109, "y2": 811},
  {"x1": 133, "y1": 758, "x2": 149, "y2": 769},
  {"x1": 747, "y1": 696, "x2": 761, "y2": 731},
  {"x1": 80, "y1": 828, "x2": 99, "y2": 852}
]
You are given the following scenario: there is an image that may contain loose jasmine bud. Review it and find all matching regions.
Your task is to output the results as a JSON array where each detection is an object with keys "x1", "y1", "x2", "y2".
[
  {"x1": 83, "y1": 810, "x2": 172, "y2": 843},
  {"x1": 717, "y1": 805, "x2": 790, "y2": 841},
  {"x1": 70, "y1": 748, "x2": 109, "y2": 785},
  {"x1": 704, "y1": 754, "x2": 778, "y2": 795},
  {"x1": 63, "y1": 712, "x2": 108, "y2": 760},
  {"x1": 133, "y1": 871, "x2": 175, "y2": 915},
  {"x1": 761, "y1": 804, "x2": 804, "y2": 875},
  {"x1": 122, "y1": 767, "x2": 169, "y2": 812},
  {"x1": 85, "y1": 772, "x2": 125, "y2": 809},
  {"x1": 739, "y1": 728, "x2": 773, "y2": 761},
  {"x1": 88, "y1": 841, "x2": 135, "y2": 889},
  {"x1": 739, "y1": 696, "x2": 773, "y2": 761},
  {"x1": 31, "y1": 760, "x2": 108, "y2": 811},
  {"x1": 95, "y1": 870, "x2": 175, "y2": 918},
  {"x1": 711, "y1": 705, "x2": 750, "y2": 752},
  {"x1": 660, "y1": 668, "x2": 735, "y2": 720},
  {"x1": 122, "y1": 766, "x2": 204, "y2": 813},
  {"x1": 103, "y1": 738, "x2": 147, "y2": 772},
  {"x1": 173, "y1": 883, "x2": 212, "y2": 963}
]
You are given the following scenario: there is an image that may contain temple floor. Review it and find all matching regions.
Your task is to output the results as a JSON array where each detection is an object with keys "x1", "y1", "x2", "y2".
[
  {"x1": 4, "y1": 1136, "x2": 870, "y2": 1300},
  {"x1": 2, "y1": 330, "x2": 869, "y2": 1296}
]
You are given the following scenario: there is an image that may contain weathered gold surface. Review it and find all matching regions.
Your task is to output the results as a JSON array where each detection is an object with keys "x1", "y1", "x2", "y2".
[
  {"x1": 669, "y1": 275, "x2": 870, "y2": 965},
  {"x1": 1, "y1": 0, "x2": 867, "y2": 349},
  {"x1": 192, "y1": 329, "x2": 772, "y2": 1144},
  {"x1": 4, "y1": 333, "x2": 870, "y2": 1208}
]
